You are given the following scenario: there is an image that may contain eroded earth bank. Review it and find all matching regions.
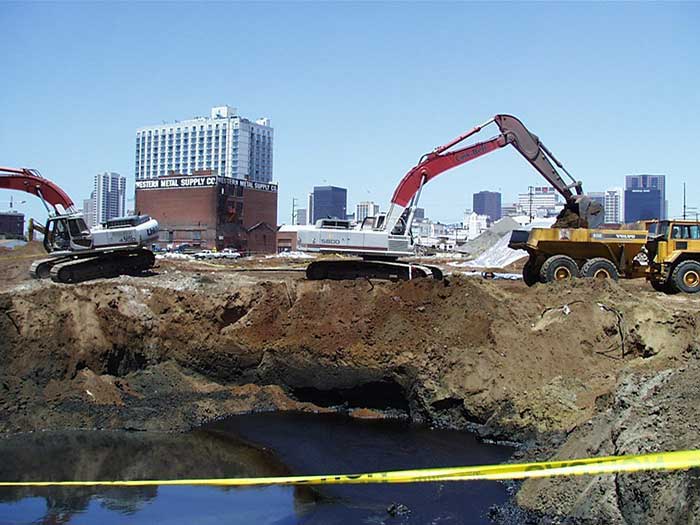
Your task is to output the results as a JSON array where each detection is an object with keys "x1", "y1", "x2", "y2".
[{"x1": 1, "y1": 262, "x2": 699, "y2": 524}]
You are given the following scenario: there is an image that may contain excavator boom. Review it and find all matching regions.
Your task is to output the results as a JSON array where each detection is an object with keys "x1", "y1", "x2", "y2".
[
  {"x1": 0, "y1": 166, "x2": 75, "y2": 214},
  {"x1": 299, "y1": 114, "x2": 605, "y2": 280},
  {"x1": 1, "y1": 166, "x2": 158, "y2": 283},
  {"x1": 384, "y1": 114, "x2": 601, "y2": 233}
]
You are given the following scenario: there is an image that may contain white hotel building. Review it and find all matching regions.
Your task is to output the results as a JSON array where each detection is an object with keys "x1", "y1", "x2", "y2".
[{"x1": 135, "y1": 105, "x2": 273, "y2": 182}]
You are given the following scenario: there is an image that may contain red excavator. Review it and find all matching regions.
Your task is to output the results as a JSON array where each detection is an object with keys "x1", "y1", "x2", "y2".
[
  {"x1": 297, "y1": 114, "x2": 604, "y2": 280},
  {"x1": 0, "y1": 167, "x2": 159, "y2": 283}
]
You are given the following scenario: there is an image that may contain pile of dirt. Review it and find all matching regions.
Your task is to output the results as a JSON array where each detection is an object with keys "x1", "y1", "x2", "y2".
[
  {"x1": 0, "y1": 241, "x2": 47, "y2": 290},
  {"x1": 0, "y1": 268, "x2": 698, "y2": 523}
]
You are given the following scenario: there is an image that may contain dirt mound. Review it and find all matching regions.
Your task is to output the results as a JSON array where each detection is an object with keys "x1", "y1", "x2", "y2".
[{"x1": 0, "y1": 241, "x2": 47, "y2": 289}]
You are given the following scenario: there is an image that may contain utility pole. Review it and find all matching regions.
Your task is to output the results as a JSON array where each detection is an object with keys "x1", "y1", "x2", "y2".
[
  {"x1": 683, "y1": 182, "x2": 687, "y2": 220},
  {"x1": 291, "y1": 198, "x2": 298, "y2": 225},
  {"x1": 528, "y1": 186, "x2": 534, "y2": 223}
]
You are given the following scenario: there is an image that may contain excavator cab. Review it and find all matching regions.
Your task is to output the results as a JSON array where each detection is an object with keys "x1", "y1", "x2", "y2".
[{"x1": 44, "y1": 214, "x2": 93, "y2": 253}]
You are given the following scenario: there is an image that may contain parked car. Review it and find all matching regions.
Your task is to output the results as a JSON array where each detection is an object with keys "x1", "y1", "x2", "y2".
[
  {"x1": 220, "y1": 248, "x2": 241, "y2": 259},
  {"x1": 173, "y1": 243, "x2": 194, "y2": 253},
  {"x1": 194, "y1": 250, "x2": 217, "y2": 260}
]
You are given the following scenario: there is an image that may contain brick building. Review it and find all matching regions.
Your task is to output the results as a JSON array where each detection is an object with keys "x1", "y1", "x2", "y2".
[{"x1": 135, "y1": 171, "x2": 277, "y2": 253}]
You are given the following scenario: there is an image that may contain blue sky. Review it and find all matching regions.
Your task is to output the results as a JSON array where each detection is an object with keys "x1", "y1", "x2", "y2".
[{"x1": 1, "y1": 1, "x2": 698, "y2": 225}]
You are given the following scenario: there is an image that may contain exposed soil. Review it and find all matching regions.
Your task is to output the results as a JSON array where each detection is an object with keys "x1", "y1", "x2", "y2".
[{"x1": 1, "y1": 249, "x2": 699, "y2": 524}]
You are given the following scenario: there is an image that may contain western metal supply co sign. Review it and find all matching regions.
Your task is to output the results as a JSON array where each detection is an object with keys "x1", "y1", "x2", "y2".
[{"x1": 135, "y1": 176, "x2": 276, "y2": 192}]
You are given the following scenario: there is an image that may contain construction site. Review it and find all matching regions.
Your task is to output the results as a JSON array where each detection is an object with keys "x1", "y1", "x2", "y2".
[
  {"x1": 2, "y1": 85, "x2": 700, "y2": 523},
  {"x1": 0, "y1": 226, "x2": 699, "y2": 522}
]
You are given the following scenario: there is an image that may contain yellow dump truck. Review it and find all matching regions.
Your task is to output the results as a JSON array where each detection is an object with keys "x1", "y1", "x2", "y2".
[
  {"x1": 509, "y1": 227, "x2": 648, "y2": 286},
  {"x1": 646, "y1": 220, "x2": 700, "y2": 294}
]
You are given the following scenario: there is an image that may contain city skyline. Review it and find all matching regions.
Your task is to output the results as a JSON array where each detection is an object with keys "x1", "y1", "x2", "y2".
[{"x1": 2, "y1": 3, "x2": 697, "y2": 226}]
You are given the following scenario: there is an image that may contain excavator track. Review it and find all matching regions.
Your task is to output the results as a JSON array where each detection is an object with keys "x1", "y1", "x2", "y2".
[
  {"x1": 49, "y1": 249, "x2": 155, "y2": 284},
  {"x1": 306, "y1": 259, "x2": 443, "y2": 281},
  {"x1": 30, "y1": 256, "x2": 71, "y2": 279}
]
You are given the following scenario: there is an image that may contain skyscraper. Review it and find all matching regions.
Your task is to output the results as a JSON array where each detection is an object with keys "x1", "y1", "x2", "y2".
[
  {"x1": 135, "y1": 105, "x2": 273, "y2": 182},
  {"x1": 472, "y1": 191, "x2": 502, "y2": 221},
  {"x1": 625, "y1": 189, "x2": 662, "y2": 222},
  {"x1": 82, "y1": 192, "x2": 96, "y2": 228},
  {"x1": 604, "y1": 188, "x2": 623, "y2": 224},
  {"x1": 312, "y1": 186, "x2": 347, "y2": 222},
  {"x1": 89, "y1": 172, "x2": 126, "y2": 227},
  {"x1": 625, "y1": 174, "x2": 666, "y2": 219}
]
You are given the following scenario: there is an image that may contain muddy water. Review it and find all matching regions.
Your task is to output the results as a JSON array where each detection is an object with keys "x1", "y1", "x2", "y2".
[{"x1": 0, "y1": 413, "x2": 513, "y2": 524}]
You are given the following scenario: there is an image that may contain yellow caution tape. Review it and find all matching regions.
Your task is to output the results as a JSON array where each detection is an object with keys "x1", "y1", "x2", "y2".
[{"x1": 1, "y1": 449, "x2": 698, "y2": 488}]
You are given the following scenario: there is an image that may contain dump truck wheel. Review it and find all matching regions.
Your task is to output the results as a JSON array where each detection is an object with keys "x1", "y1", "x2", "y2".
[
  {"x1": 540, "y1": 255, "x2": 579, "y2": 283},
  {"x1": 650, "y1": 278, "x2": 678, "y2": 294},
  {"x1": 522, "y1": 257, "x2": 541, "y2": 287},
  {"x1": 672, "y1": 260, "x2": 700, "y2": 294},
  {"x1": 581, "y1": 258, "x2": 619, "y2": 280}
]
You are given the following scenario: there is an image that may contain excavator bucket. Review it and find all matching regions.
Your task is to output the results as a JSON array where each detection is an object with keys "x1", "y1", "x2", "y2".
[{"x1": 554, "y1": 196, "x2": 605, "y2": 229}]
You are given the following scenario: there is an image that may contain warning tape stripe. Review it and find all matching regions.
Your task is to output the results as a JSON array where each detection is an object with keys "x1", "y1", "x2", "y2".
[{"x1": 1, "y1": 450, "x2": 699, "y2": 487}]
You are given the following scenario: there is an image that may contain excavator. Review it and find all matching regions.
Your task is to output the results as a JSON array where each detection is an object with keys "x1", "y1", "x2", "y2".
[
  {"x1": 0, "y1": 166, "x2": 159, "y2": 283},
  {"x1": 298, "y1": 114, "x2": 604, "y2": 280}
]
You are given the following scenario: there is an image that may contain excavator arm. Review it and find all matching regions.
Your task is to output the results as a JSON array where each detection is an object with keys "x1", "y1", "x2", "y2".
[
  {"x1": 384, "y1": 115, "x2": 603, "y2": 232},
  {"x1": 0, "y1": 166, "x2": 76, "y2": 215}
]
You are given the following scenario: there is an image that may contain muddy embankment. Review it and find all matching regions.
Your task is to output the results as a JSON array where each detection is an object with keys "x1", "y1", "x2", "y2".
[{"x1": 1, "y1": 272, "x2": 699, "y2": 523}]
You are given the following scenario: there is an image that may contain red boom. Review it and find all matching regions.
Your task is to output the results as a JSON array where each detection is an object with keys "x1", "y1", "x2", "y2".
[
  {"x1": 0, "y1": 166, "x2": 75, "y2": 213},
  {"x1": 391, "y1": 136, "x2": 506, "y2": 207}
]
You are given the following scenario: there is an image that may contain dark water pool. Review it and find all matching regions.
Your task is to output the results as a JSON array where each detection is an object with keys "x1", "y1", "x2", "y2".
[{"x1": 0, "y1": 412, "x2": 513, "y2": 524}]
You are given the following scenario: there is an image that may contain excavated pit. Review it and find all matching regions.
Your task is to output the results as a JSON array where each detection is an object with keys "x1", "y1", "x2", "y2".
[{"x1": 1, "y1": 264, "x2": 699, "y2": 523}]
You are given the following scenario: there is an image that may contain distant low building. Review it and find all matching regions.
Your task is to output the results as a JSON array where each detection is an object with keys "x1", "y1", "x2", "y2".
[
  {"x1": 0, "y1": 211, "x2": 24, "y2": 238},
  {"x1": 501, "y1": 203, "x2": 520, "y2": 217},
  {"x1": 517, "y1": 186, "x2": 563, "y2": 218},
  {"x1": 464, "y1": 211, "x2": 489, "y2": 240},
  {"x1": 356, "y1": 201, "x2": 380, "y2": 223}
]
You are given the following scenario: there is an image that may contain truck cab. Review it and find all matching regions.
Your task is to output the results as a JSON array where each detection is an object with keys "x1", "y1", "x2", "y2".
[{"x1": 646, "y1": 220, "x2": 700, "y2": 293}]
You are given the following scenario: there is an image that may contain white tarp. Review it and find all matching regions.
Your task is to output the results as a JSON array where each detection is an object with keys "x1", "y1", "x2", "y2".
[{"x1": 449, "y1": 233, "x2": 526, "y2": 269}]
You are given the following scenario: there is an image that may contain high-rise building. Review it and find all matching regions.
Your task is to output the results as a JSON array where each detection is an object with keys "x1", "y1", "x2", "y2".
[
  {"x1": 472, "y1": 191, "x2": 502, "y2": 221},
  {"x1": 625, "y1": 189, "x2": 662, "y2": 222},
  {"x1": 135, "y1": 105, "x2": 273, "y2": 182},
  {"x1": 306, "y1": 193, "x2": 314, "y2": 225},
  {"x1": 312, "y1": 186, "x2": 347, "y2": 222},
  {"x1": 517, "y1": 187, "x2": 562, "y2": 217},
  {"x1": 82, "y1": 192, "x2": 96, "y2": 228},
  {"x1": 295, "y1": 208, "x2": 307, "y2": 226},
  {"x1": 88, "y1": 172, "x2": 126, "y2": 227},
  {"x1": 625, "y1": 174, "x2": 666, "y2": 219},
  {"x1": 355, "y1": 201, "x2": 380, "y2": 223},
  {"x1": 604, "y1": 188, "x2": 623, "y2": 224}
]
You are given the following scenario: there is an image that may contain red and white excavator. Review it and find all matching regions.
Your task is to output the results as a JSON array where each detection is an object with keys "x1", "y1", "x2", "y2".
[
  {"x1": 0, "y1": 167, "x2": 159, "y2": 283},
  {"x1": 297, "y1": 114, "x2": 604, "y2": 280}
]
